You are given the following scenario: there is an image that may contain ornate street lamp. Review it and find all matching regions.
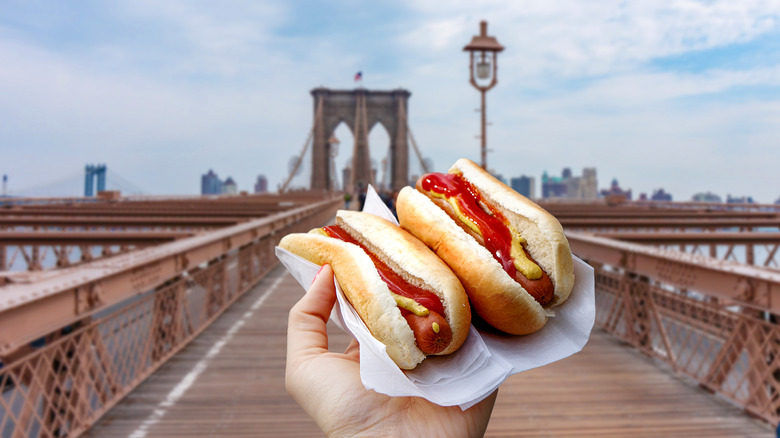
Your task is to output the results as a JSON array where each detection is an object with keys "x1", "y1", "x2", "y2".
[{"x1": 463, "y1": 20, "x2": 504, "y2": 170}]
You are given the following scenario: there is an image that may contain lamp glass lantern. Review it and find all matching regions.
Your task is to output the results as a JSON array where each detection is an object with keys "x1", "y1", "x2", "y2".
[{"x1": 476, "y1": 56, "x2": 492, "y2": 80}]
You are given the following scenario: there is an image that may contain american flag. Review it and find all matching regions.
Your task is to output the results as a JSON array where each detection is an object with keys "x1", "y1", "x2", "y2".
[{"x1": 354, "y1": 71, "x2": 362, "y2": 81}]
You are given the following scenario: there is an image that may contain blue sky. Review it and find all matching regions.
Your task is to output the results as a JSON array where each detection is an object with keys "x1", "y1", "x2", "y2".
[{"x1": 1, "y1": 1, "x2": 780, "y2": 202}]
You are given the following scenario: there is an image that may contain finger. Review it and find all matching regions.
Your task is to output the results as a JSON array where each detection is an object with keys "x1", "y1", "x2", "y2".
[{"x1": 287, "y1": 264, "x2": 336, "y2": 362}]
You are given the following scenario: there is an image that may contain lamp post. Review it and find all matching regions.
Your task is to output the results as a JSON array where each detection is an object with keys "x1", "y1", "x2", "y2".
[{"x1": 463, "y1": 20, "x2": 504, "y2": 170}]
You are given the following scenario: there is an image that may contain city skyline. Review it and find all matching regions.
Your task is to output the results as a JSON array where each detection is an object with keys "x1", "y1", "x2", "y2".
[
  {"x1": 2, "y1": 2, "x2": 780, "y2": 202},
  {"x1": 0, "y1": 161, "x2": 765, "y2": 204}
]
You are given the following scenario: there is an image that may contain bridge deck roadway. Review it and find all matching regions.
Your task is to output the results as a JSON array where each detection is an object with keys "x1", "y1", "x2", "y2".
[{"x1": 86, "y1": 265, "x2": 772, "y2": 437}]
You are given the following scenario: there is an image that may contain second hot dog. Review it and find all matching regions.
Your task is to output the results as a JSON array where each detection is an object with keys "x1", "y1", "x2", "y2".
[
  {"x1": 396, "y1": 158, "x2": 575, "y2": 335},
  {"x1": 279, "y1": 210, "x2": 471, "y2": 369}
]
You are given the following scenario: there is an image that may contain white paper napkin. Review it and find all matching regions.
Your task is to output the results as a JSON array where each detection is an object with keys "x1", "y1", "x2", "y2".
[{"x1": 276, "y1": 185, "x2": 595, "y2": 409}]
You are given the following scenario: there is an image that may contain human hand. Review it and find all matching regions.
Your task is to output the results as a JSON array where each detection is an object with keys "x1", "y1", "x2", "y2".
[{"x1": 286, "y1": 264, "x2": 498, "y2": 437}]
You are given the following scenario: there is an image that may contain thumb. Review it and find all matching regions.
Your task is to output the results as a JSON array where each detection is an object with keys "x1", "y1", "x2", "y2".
[{"x1": 287, "y1": 264, "x2": 336, "y2": 362}]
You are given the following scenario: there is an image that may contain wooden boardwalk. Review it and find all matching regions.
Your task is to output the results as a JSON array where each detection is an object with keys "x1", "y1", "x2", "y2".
[{"x1": 86, "y1": 265, "x2": 773, "y2": 437}]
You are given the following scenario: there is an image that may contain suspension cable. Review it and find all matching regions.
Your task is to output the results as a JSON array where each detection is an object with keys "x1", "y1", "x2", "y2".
[{"x1": 280, "y1": 96, "x2": 324, "y2": 193}]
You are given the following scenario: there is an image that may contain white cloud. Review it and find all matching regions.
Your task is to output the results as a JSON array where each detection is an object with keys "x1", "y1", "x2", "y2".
[
  {"x1": 402, "y1": 0, "x2": 780, "y2": 77},
  {"x1": 1, "y1": 0, "x2": 780, "y2": 203},
  {"x1": 398, "y1": 16, "x2": 470, "y2": 50}
]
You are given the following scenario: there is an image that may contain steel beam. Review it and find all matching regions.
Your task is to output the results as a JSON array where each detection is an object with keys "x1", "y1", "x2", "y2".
[
  {"x1": 548, "y1": 209, "x2": 778, "y2": 220},
  {"x1": 567, "y1": 232, "x2": 780, "y2": 312},
  {"x1": 0, "y1": 216, "x2": 244, "y2": 228},
  {"x1": 0, "y1": 231, "x2": 192, "y2": 245},
  {"x1": 590, "y1": 231, "x2": 780, "y2": 245},
  {"x1": 561, "y1": 218, "x2": 780, "y2": 229},
  {"x1": 0, "y1": 208, "x2": 288, "y2": 218}
]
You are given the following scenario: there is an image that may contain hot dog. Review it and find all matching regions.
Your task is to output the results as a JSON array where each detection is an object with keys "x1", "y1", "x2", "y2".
[
  {"x1": 396, "y1": 158, "x2": 575, "y2": 335},
  {"x1": 279, "y1": 210, "x2": 471, "y2": 369}
]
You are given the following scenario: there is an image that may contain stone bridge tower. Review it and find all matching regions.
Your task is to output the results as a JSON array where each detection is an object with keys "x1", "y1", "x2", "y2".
[{"x1": 310, "y1": 88, "x2": 411, "y2": 192}]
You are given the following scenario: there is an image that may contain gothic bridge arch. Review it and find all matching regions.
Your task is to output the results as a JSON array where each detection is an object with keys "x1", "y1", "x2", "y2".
[{"x1": 310, "y1": 88, "x2": 410, "y2": 192}]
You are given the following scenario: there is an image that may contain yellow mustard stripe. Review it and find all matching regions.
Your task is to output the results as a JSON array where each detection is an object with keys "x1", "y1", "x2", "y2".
[
  {"x1": 430, "y1": 191, "x2": 543, "y2": 280},
  {"x1": 428, "y1": 191, "x2": 482, "y2": 236},
  {"x1": 391, "y1": 292, "x2": 430, "y2": 316},
  {"x1": 510, "y1": 235, "x2": 542, "y2": 280}
]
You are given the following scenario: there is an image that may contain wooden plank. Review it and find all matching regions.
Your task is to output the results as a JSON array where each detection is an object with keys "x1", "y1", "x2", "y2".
[{"x1": 85, "y1": 267, "x2": 772, "y2": 437}]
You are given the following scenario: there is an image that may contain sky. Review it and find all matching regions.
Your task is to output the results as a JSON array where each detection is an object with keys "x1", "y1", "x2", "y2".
[{"x1": 1, "y1": 1, "x2": 780, "y2": 202}]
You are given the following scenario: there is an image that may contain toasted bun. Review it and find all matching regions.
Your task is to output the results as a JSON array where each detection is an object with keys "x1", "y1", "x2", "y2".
[
  {"x1": 335, "y1": 211, "x2": 471, "y2": 354},
  {"x1": 396, "y1": 158, "x2": 575, "y2": 335},
  {"x1": 279, "y1": 211, "x2": 470, "y2": 369}
]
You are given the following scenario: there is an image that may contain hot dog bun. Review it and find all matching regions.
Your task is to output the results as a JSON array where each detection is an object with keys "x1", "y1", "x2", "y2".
[
  {"x1": 396, "y1": 158, "x2": 575, "y2": 335},
  {"x1": 279, "y1": 210, "x2": 471, "y2": 369}
]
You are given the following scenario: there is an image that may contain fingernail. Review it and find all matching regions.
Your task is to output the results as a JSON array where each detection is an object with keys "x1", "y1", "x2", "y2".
[{"x1": 311, "y1": 265, "x2": 326, "y2": 285}]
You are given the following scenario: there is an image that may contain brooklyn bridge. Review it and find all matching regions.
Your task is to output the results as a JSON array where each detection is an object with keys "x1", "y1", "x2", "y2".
[{"x1": 1, "y1": 83, "x2": 778, "y2": 436}]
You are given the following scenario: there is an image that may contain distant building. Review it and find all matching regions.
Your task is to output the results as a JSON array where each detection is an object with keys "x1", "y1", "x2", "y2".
[
  {"x1": 223, "y1": 177, "x2": 238, "y2": 194},
  {"x1": 692, "y1": 192, "x2": 722, "y2": 203},
  {"x1": 510, "y1": 176, "x2": 535, "y2": 198},
  {"x1": 600, "y1": 178, "x2": 632, "y2": 200},
  {"x1": 201, "y1": 170, "x2": 222, "y2": 195},
  {"x1": 573, "y1": 168, "x2": 597, "y2": 199},
  {"x1": 542, "y1": 171, "x2": 567, "y2": 198},
  {"x1": 542, "y1": 167, "x2": 597, "y2": 200},
  {"x1": 726, "y1": 195, "x2": 754, "y2": 204},
  {"x1": 254, "y1": 175, "x2": 268, "y2": 193},
  {"x1": 650, "y1": 188, "x2": 672, "y2": 201}
]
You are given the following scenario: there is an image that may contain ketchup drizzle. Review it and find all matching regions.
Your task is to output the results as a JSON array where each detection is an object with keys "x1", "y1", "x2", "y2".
[
  {"x1": 420, "y1": 173, "x2": 554, "y2": 306},
  {"x1": 322, "y1": 225, "x2": 445, "y2": 316},
  {"x1": 421, "y1": 173, "x2": 517, "y2": 276}
]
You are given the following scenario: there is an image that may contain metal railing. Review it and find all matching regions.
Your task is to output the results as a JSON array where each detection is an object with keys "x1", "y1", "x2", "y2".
[
  {"x1": 0, "y1": 196, "x2": 341, "y2": 437},
  {"x1": 570, "y1": 232, "x2": 780, "y2": 425}
]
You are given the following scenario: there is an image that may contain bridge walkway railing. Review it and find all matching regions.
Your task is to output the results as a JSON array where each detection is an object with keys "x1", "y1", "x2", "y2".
[{"x1": 0, "y1": 194, "x2": 342, "y2": 438}]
